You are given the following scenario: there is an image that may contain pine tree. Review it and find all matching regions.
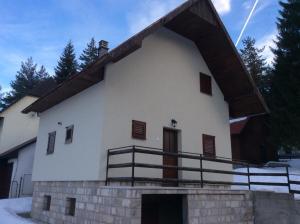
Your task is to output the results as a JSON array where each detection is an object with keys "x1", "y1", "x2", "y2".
[
  {"x1": 0, "y1": 86, "x2": 4, "y2": 111},
  {"x1": 240, "y1": 37, "x2": 269, "y2": 95},
  {"x1": 269, "y1": 0, "x2": 300, "y2": 151},
  {"x1": 54, "y1": 41, "x2": 78, "y2": 83},
  {"x1": 79, "y1": 38, "x2": 98, "y2": 70},
  {"x1": 1, "y1": 58, "x2": 50, "y2": 108}
]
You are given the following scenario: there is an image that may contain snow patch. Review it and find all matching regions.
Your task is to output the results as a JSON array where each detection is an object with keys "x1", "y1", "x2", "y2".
[
  {"x1": 0, "y1": 197, "x2": 34, "y2": 224},
  {"x1": 232, "y1": 167, "x2": 300, "y2": 199}
]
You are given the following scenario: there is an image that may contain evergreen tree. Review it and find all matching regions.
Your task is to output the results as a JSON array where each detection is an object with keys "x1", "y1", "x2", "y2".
[
  {"x1": 240, "y1": 37, "x2": 269, "y2": 95},
  {"x1": 0, "y1": 86, "x2": 4, "y2": 111},
  {"x1": 54, "y1": 41, "x2": 78, "y2": 83},
  {"x1": 1, "y1": 58, "x2": 50, "y2": 107},
  {"x1": 79, "y1": 38, "x2": 98, "y2": 70},
  {"x1": 269, "y1": 0, "x2": 300, "y2": 151}
]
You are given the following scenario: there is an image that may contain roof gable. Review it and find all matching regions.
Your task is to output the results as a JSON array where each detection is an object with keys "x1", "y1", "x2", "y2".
[{"x1": 23, "y1": 0, "x2": 268, "y2": 118}]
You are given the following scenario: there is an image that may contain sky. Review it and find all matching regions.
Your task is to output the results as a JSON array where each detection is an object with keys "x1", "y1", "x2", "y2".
[{"x1": 0, "y1": 0, "x2": 281, "y2": 92}]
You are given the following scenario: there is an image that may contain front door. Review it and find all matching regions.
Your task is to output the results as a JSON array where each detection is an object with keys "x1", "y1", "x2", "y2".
[{"x1": 163, "y1": 128, "x2": 178, "y2": 181}]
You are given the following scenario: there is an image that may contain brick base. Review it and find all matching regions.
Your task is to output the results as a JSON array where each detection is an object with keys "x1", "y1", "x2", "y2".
[{"x1": 31, "y1": 181, "x2": 254, "y2": 224}]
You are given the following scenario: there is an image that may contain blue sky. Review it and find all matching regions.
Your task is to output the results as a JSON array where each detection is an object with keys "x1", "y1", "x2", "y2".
[{"x1": 0, "y1": 0, "x2": 280, "y2": 92}]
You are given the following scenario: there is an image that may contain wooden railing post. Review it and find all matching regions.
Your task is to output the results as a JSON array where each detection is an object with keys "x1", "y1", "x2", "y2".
[
  {"x1": 131, "y1": 146, "x2": 136, "y2": 187},
  {"x1": 247, "y1": 164, "x2": 251, "y2": 190},
  {"x1": 200, "y1": 154, "x2": 203, "y2": 188},
  {"x1": 105, "y1": 150, "x2": 110, "y2": 186},
  {"x1": 286, "y1": 166, "x2": 291, "y2": 193}
]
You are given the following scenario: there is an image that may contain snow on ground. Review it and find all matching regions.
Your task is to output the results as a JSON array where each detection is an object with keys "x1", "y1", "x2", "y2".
[
  {"x1": 232, "y1": 166, "x2": 300, "y2": 199},
  {"x1": 285, "y1": 159, "x2": 300, "y2": 169},
  {"x1": 0, "y1": 197, "x2": 34, "y2": 224}
]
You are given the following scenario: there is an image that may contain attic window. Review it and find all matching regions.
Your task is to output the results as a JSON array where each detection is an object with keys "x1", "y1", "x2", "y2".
[
  {"x1": 47, "y1": 132, "x2": 56, "y2": 155},
  {"x1": 200, "y1": 73, "x2": 212, "y2": 95},
  {"x1": 202, "y1": 134, "x2": 215, "y2": 157},
  {"x1": 132, "y1": 120, "x2": 146, "y2": 140},
  {"x1": 65, "y1": 125, "x2": 74, "y2": 144}
]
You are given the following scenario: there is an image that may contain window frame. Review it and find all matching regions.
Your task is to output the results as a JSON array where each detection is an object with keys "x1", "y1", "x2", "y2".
[
  {"x1": 65, "y1": 197, "x2": 76, "y2": 216},
  {"x1": 202, "y1": 134, "x2": 216, "y2": 157},
  {"x1": 132, "y1": 120, "x2": 146, "y2": 140},
  {"x1": 43, "y1": 195, "x2": 51, "y2": 211},
  {"x1": 200, "y1": 72, "x2": 212, "y2": 96},
  {"x1": 65, "y1": 125, "x2": 74, "y2": 144},
  {"x1": 47, "y1": 131, "x2": 56, "y2": 155}
]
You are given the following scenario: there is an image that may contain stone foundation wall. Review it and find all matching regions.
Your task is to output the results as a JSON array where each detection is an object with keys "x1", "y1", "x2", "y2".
[{"x1": 31, "y1": 181, "x2": 254, "y2": 224}]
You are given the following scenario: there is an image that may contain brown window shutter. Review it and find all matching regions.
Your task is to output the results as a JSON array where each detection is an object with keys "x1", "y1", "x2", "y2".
[
  {"x1": 202, "y1": 134, "x2": 215, "y2": 157},
  {"x1": 132, "y1": 120, "x2": 146, "y2": 140},
  {"x1": 200, "y1": 73, "x2": 212, "y2": 95},
  {"x1": 47, "y1": 131, "x2": 56, "y2": 154}
]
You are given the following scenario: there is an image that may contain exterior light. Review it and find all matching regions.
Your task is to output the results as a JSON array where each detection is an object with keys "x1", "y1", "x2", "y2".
[{"x1": 171, "y1": 119, "x2": 177, "y2": 128}]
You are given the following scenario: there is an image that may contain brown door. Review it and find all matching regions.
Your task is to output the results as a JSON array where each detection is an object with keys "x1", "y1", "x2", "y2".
[{"x1": 163, "y1": 128, "x2": 178, "y2": 180}]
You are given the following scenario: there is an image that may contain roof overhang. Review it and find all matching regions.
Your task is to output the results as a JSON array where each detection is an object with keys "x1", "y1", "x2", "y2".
[{"x1": 23, "y1": 0, "x2": 269, "y2": 118}]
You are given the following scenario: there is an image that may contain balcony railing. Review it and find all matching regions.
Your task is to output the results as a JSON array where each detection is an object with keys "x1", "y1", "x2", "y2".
[{"x1": 105, "y1": 145, "x2": 300, "y2": 195}]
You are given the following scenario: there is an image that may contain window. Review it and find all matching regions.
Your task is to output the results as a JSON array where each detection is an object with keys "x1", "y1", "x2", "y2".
[
  {"x1": 200, "y1": 73, "x2": 212, "y2": 95},
  {"x1": 132, "y1": 120, "x2": 146, "y2": 140},
  {"x1": 43, "y1": 195, "x2": 51, "y2": 211},
  {"x1": 65, "y1": 125, "x2": 74, "y2": 144},
  {"x1": 202, "y1": 134, "x2": 215, "y2": 157},
  {"x1": 65, "y1": 197, "x2": 76, "y2": 216},
  {"x1": 47, "y1": 131, "x2": 56, "y2": 154}
]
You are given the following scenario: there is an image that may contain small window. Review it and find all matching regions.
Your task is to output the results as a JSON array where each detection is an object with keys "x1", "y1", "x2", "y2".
[
  {"x1": 200, "y1": 73, "x2": 212, "y2": 95},
  {"x1": 47, "y1": 132, "x2": 56, "y2": 154},
  {"x1": 65, "y1": 197, "x2": 76, "y2": 216},
  {"x1": 65, "y1": 125, "x2": 74, "y2": 144},
  {"x1": 43, "y1": 195, "x2": 51, "y2": 211},
  {"x1": 202, "y1": 134, "x2": 216, "y2": 157},
  {"x1": 132, "y1": 120, "x2": 146, "y2": 140}
]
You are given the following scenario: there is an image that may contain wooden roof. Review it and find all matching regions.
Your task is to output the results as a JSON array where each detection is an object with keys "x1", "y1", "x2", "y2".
[
  {"x1": 23, "y1": 0, "x2": 268, "y2": 118},
  {"x1": 230, "y1": 118, "x2": 249, "y2": 135}
]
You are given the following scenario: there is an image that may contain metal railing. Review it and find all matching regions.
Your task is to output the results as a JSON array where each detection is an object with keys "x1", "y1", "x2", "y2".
[{"x1": 105, "y1": 145, "x2": 300, "y2": 195}]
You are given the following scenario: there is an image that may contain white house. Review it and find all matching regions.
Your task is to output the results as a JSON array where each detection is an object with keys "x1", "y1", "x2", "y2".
[
  {"x1": 0, "y1": 95, "x2": 39, "y2": 198},
  {"x1": 0, "y1": 79, "x2": 56, "y2": 199},
  {"x1": 24, "y1": 0, "x2": 268, "y2": 223},
  {"x1": 0, "y1": 95, "x2": 39, "y2": 154}
]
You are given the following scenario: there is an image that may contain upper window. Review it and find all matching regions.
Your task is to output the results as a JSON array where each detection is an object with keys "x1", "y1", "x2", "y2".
[
  {"x1": 200, "y1": 73, "x2": 212, "y2": 95},
  {"x1": 65, "y1": 125, "x2": 74, "y2": 144},
  {"x1": 47, "y1": 131, "x2": 56, "y2": 154},
  {"x1": 132, "y1": 120, "x2": 146, "y2": 140},
  {"x1": 202, "y1": 134, "x2": 215, "y2": 157}
]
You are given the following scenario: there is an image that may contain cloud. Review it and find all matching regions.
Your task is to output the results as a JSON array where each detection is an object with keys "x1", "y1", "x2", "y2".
[
  {"x1": 257, "y1": 31, "x2": 277, "y2": 65},
  {"x1": 127, "y1": 0, "x2": 231, "y2": 35},
  {"x1": 211, "y1": 0, "x2": 231, "y2": 15},
  {"x1": 127, "y1": 0, "x2": 185, "y2": 35}
]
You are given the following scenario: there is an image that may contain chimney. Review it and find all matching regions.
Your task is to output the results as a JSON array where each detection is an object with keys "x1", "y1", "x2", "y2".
[{"x1": 98, "y1": 40, "x2": 109, "y2": 57}]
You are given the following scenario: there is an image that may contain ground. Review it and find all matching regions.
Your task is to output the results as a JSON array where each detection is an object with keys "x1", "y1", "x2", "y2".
[{"x1": 0, "y1": 197, "x2": 34, "y2": 224}]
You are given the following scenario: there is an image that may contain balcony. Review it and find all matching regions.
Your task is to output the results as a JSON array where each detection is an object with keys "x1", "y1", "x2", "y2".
[{"x1": 105, "y1": 145, "x2": 300, "y2": 195}]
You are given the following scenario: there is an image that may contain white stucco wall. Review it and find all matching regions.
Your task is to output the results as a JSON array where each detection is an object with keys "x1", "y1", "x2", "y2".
[
  {"x1": 33, "y1": 28, "x2": 232, "y2": 182},
  {"x1": 102, "y1": 28, "x2": 232, "y2": 181},
  {"x1": 32, "y1": 83, "x2": 105, "y2": 181},
  {"x1": 0, "y1": 96, "x2": 39, "y2": 154},
  {"x1": 9, "y1": 142, "x2": 35, "y2": 197}
]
